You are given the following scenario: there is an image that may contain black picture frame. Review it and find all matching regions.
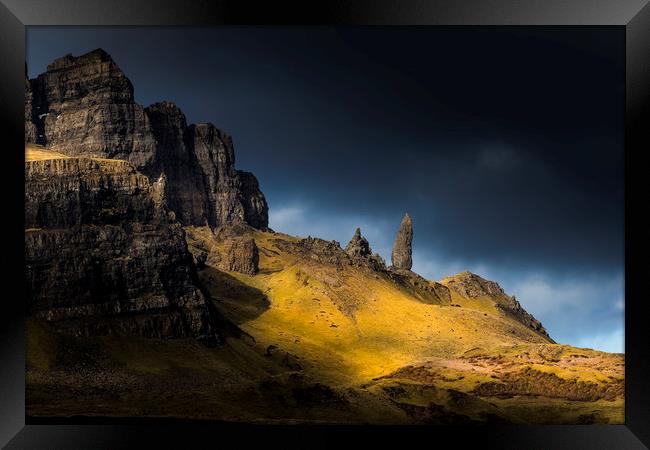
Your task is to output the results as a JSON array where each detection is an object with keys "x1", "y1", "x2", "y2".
[{"x1": 1, "y1": 1, "x2": 649, "y2": 448}]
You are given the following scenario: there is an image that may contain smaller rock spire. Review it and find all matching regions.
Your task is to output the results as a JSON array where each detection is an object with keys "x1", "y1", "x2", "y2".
[{"x1": 391, "y1": 213, "x2": 413, "y2": 270}]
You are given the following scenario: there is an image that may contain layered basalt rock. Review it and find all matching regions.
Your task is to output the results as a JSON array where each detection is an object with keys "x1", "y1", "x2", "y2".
[
  {"x1": 190, "y1": 123, "x2": 269, "y2": 228},
  {"x1": 25, "y1": 150, "x2": 218, "y2": 339},
  {"x1": 144, "y1": 101, "x2": 209, "y2": 225},
  {"x1": 25, "y1": 49, "x2": 268, "y2": 230},
  {"x1": 27, "y1": 49, "x2": 158, "y2": 168}
]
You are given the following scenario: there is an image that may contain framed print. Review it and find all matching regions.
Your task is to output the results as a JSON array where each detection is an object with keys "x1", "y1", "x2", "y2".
[{"x1": 1, "y1": 1, "x2": 649, "y2": 448}]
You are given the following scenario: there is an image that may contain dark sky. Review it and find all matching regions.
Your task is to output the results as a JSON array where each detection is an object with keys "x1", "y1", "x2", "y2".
[{"x1": 27, "y1": 27, "x2": 625, "y2": 352}]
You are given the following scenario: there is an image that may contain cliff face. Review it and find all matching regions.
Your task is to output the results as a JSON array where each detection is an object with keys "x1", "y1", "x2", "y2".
[
  {"x1": 25, "y1": 64, "x2": 37, "y2": 143},
  {"x1": 144, "y1": 101, "x2": 209, "y2": 225},
  {"x1": 25, "y1": 49, "x2": 268, "y2": 230},
  {"x1": 28, "y1": 49, "x2": 158, "y2": 168},
  {"x1": 190, "y1": 123, "x2": 267, "y2": 228},
  {"x1": 25, "y1": 148, "x2": 217, "y2": 339}
]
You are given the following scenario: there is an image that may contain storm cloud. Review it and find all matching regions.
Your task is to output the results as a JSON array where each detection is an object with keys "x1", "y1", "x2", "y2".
[{"x1": 27, "y1": 26, "x2": 625, "y2": 352}]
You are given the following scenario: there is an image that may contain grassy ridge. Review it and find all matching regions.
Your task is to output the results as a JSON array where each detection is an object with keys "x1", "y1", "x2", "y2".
[
  {"x1": 188, "y1": 226, "x2": 624, "y2": 423},
  {"x1": 196, "y1": 228, "x2": 553, "y2": 385}
]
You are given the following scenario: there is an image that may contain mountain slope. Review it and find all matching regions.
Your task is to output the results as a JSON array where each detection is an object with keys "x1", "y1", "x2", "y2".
[
  {"x1": 182, "y1": 225, "x2": 623, "y2": 424},
  {"x1": 189, "y1": 228, "x2": 552, "y2": 385}
]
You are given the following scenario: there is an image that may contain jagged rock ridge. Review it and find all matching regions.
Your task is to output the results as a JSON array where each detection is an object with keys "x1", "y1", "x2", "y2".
[
  {"x1": 441, "y1": 271, "x2": 553, "y2": 342},
  {"x1": 25, "y1": 147, "x2": 218, "y2": 339},
  {"x1": 25, "y1": 48, "x2": 268, "y2": 230},
  {"x1": 440, "y1": 271, "x2": 506, "y2": 298}
]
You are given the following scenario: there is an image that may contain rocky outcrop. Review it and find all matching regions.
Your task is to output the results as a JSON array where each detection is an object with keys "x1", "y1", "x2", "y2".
[
  {"x1": 440, "y1": 271, "x2": 553, "y2": 342},
  {"x1": 495, "y1": 296, "x2": 553, "y2": 342},
  {"x1": 391, "y1": 213, "x2": 413, "y2": 270},
  {"x1": 345, "y1": 228, "x2": 372, "y2": 258},
  {"x1": 273, "y1": 234, "x2": 389, "y2": 274},
  {"x1": 25, "y1": 49, "x2": 268, "y2": 230},
  {"x1": 214, "y1": 237, "x2": 260, "y2": 276},
  {"x1": 440, "y1": 271, "x2": 506, "y2": 298},
  {"x1": 184, "y1": 224, "x2": 260, "y2": 276},
  {"x1": 389, "y1": 269, "x2": 452, "y2": 305},
  {"x1": 344, "y1": 228, "x2": 386, "y2": 271},
  {"x1": 238, "y1": 170, "x2": 269, "y2": 229},
  {"x1": 276, "y1": 237, "x2": 348, "y2": 266},
  {"x1": 25, "y1": 150, "x2": 218, "y2": 339}
]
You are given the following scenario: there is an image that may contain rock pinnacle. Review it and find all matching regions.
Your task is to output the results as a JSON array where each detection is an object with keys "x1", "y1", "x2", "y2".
[
  {"x1": 391, "y1": 213, "x2": 413, "y2": 270},
  {"x1": 345, "y1": 227, "x2": 372, "y2": 258}
]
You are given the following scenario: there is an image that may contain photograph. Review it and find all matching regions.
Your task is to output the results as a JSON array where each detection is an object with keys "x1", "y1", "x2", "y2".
[{"x1": 24, "y1": 26, "x2": 625, "y2": 425}]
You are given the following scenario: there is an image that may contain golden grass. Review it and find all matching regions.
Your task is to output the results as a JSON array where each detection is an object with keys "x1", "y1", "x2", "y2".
[
  {"x1": 25, "y1": 144, "x2": 128, "y2": 166},
  {"x1": 198, "y1": 228, "x2": 552, "y2": 386},
  {"x1": 25, "y1": 144, "x2": 69, "y2": 161},
  {"x1": 191, "y1": 226, "x2": 624, "y2": 423}
]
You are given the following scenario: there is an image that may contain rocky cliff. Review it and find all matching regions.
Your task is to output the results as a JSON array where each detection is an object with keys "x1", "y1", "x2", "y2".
[
  {"x1": 25, "y1": 48, "x2": 268, "y2": 230},
  {"x1": 25, "y1": 64, "x2": 37, "y2": 143},
  {"x1": 25, "y1": 146, "x2": 218, "y2": 339},
  {"x1": 27, "y1": 49, "x2": 157, "y2": 167}
]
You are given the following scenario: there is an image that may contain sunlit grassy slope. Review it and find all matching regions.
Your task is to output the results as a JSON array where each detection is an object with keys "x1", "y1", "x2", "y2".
[
  {"x1": 184, "y1": 226, "x2": 624, "y2": 424},
  {"x1": 189, "y1": 228, "x2": 551, "y2": 385}
]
